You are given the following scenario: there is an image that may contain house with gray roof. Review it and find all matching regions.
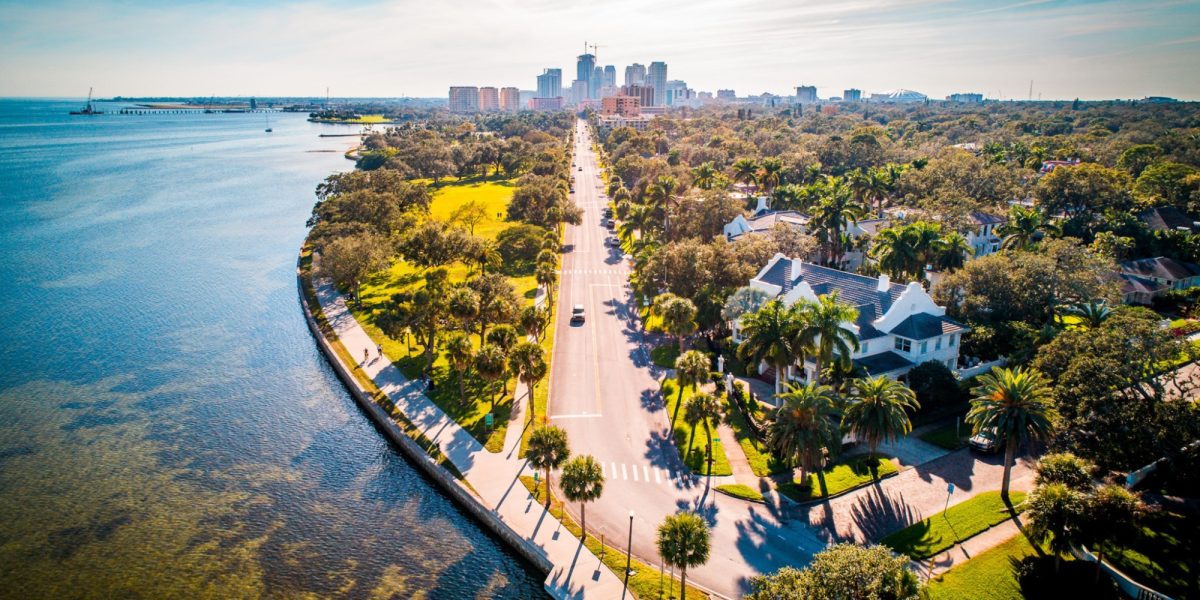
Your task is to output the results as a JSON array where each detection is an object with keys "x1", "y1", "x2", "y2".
[
  {"x1": 1137, "y1": 207, "x2": 1200, "y2": 233},
  {"x1": 1116, "y1": 256, "x2": 1200, "y2": 303},
  {"x1": 733, "y1": 254, "x2": 966, "y2": 383},
  {"x1": 965, "y1": 211, "x2": 1005, "y2": 259}
]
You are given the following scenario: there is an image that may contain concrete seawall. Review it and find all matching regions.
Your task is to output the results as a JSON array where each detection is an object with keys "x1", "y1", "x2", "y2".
[{"x1": 295, "y1": 266, "x2": 556, "y2": 577}]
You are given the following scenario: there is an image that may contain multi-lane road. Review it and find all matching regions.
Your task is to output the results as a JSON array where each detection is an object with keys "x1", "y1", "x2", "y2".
[{"x1": 547, "y1": 119, "x2": 826, "y2": 598}]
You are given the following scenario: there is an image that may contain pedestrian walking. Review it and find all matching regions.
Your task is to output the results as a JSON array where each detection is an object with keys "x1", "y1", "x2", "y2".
[
  {"x1": 363, "y1": 347, "x2": 368, "y2": 364},
  {"x1": 376, "y1": 343, "x2": 382, "y2": 358}
]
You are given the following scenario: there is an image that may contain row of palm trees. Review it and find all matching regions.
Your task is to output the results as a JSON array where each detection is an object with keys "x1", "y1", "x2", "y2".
[
  {"x1": 735, "y1": 295, "x2": 860, "y2": 393},
  {"x1": 526, "y1": 424, "x2": 712, "y2": 598},
  {"x1": 870, "y1": 221, "x2": 973, "y2": 281}
]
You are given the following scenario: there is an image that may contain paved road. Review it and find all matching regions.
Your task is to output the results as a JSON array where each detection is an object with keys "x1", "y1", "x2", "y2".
[{"x1": 549, "y1": 120, "x2": 827, "y2": 598}]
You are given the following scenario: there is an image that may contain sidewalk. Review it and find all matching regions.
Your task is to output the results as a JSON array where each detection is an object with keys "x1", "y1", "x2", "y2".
[{"x1": 314, "y1": 277, "x2": 626, "y2": 599}]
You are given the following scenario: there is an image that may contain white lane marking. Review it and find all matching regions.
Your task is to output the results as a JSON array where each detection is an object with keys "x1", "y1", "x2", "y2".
[
  {"x1": 548, "y1": 413, "x2": 603, "y2": 419},
  {"x1": 612, "y1": 462, "x2": 619, "y2": 480},
  {"x1": 621, "y1": 463, "x2": 628, "y2": 481},
  {"x1": 654, "y1": 469, "x2": 662, "y2": 484},
  {"x1": 643, "y1": 465, "x2": 650, "y2": 481},
  {"x1": 632, "y1": 465, "x2": 639, "y2": 481}
]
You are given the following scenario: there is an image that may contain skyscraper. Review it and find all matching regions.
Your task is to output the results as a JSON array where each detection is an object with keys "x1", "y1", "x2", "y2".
[
  {"x1": 536, "y1": 68, "x2": 562, "y2": 99},
  {"x1": 591, "y1": 66, "x2": 604, "y2": 99},
  {"x1": 448, "y1": 86, "x2": 480, "y2": 113},
  {"x1": 843, "y1": 88, "x2": 862, "y2": 102},
  {"x1": 795, "y1": 85, "x2": 817, "y2": 104},
  {"x1": 624, "y1": 63, "x2": 646, "y2": 86},
  {"x1": 647, "y1": 61, "x2": 667, "y2": 106},
  {"x1": 479, "y1": 87, "x2": 499, "y2": 111},
  {"x1": 499, "y1": 87, "x2": 520, "y2": 111},
  {"x1": 576, "y1": 54, "x2": 596, "y2": 90},
  {"x1": 603, "y1": 65, "x2": 616, "y2": 89}
]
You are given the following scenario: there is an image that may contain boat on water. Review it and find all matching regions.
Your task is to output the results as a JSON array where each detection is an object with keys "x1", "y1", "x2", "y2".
[
  {"x1": 264, "y1": 111, "x2": 272, "y2": 133},
  {"x1": 69, "y1": 87, "x2": 104, "y2": 115}
]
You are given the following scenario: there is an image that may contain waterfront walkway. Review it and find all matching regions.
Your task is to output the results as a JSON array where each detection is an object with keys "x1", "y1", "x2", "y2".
[{"x1": 313, "y1": 277, "x2": 627, "y2": 600}]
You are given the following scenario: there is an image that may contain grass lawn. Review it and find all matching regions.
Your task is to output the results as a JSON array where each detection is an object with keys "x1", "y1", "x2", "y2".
[
  {"x1": 776, "y1": 454, "x2": 899, "y2": 502},
  {"x1": 927, "y1": 532, "x2": 1045, "y2": 600},
  {"x1": 715, "y1": 483, "x2": 765, "y2": 503},
  {"x1": 1106, "y1": 510, "x2": 1199, "y2": 600},
  {"x1": 882, "y1": 491, "x2": 1027, "y2": 560},
  {"x1": 722, "y1": 396, "x2": 787, "y2": 477},
  {"x1": 520, "y1": 476, "x2": 708, "y2": 600},
  {"x1": 650, "y1": 344, "x2": 680, "y2": 368},
  {"x1": 663, "y1": 379, "x2": 732, "y2": 477},
  {"x1": 919, "y1": 422, "x2": 972, "y2": 451},
  {"x1": 347, "y1": 177, "x2": 545, "y2": 453}
]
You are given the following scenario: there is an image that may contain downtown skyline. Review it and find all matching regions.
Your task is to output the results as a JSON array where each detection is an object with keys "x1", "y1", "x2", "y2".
[{"x1": 2, "y1": 0, "x2": 1200, "y2": 100}]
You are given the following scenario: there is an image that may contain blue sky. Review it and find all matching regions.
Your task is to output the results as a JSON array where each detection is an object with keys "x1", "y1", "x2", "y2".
[{"x1": 1, "y1": 0, "x2": 1198, "y2": 99}]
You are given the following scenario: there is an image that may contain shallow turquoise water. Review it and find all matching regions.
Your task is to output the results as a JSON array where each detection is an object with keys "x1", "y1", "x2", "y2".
[{"x1": 0, "y1": 99, "x2": 546, "y2": 599}]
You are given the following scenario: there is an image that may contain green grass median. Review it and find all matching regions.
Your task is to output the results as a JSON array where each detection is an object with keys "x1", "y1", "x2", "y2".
[
  {"x1": 882, "y1": 491, "x2": 1026, "y2": 559},
  {"x1": 776, "y1": 454, "x2": 898, "y2": 502}
]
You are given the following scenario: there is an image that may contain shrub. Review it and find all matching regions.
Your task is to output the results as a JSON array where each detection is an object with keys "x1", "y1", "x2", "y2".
[
  {"x1": 907, "y1": 361, "x2": 967, "y2": 414},
  {"x1": 496, "y1": 223, "x2": 549, "y2": 269}
]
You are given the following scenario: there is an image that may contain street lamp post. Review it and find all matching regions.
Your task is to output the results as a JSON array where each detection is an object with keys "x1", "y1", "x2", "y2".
[{"x1": 622, "y1": 510, "x2": 635, "y2": 597}]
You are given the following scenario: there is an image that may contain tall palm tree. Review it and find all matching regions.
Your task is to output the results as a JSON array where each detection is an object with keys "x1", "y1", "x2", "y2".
[
  {"x1": 509, "y1": 341, "x2": 548, "y2": 424},
  {"x1": 810, "y1": 178, "x2": 864, "y2": 266},
  {"x1": 936, "y1": 231, "x2": 973, "y2": 271},
  {"x1": 967, "y1": 366, "x2": 1058, "y2": 500},
  {"x1": 445, "y1": 332, "x2": 475, "y2": 405},
  {"x1": 736, "y1": 300, "x2": 803, "y2": 393},
  {"x1": 691, "y1": 161, "x2": 720, "y2": 190},
  {"x1": 794, "y1": 292, "x2": 860, "y2": 386},
  {"x1": 656, "y1": 296, "x2": 698, "y2": 353},
  {"x1": 674, "y1": 350, "x2": 711, "y2": 421},
  {"x1": 1059, "y1": 300, "x2": 1112, "y2": 329},
  {"x1": 908, "y1": 221, "x2": 947, "y2": 269},
  {"x1": 998, "y1": 205, "x2": 1059, "y2": 251},
  {"x1": 560, "y1": 455, "x2": 605, "y2": 541},
  {"x1": 475, "y1": 343, "x2": 508, "y2": 411},
  {"x1": 684, "y1": 392, "x2": 724, "y2": 475},
  {"x1": 871, "y1": 226, "x2": 921, "y2": 281},
  {"x1": 843, "y1": 376, "x2": 919, "y2": 458},
  {"x1": 732, "y1": 158, "x2": 759, "y2": 191},
  {"x1": 526, "y1": 425, "x2": 570, "y2": 507},
  {"x1": 758, "y1": 157, "x2": 784, "y2": 196},
  {"x1": 447, "y1": 286, "x2": 481, "y2": 337},
  {"x1": 770, "y1": 382, "x2": 842, "y2": 494},
  {"x1": 656, "y1": 512, "x2": 711, "y2": 599},
  {"x1": 1025, "y1": 482, "x2": 1086, "y2": 573},
  {"x1": 535, "y1": 262, "x2": 558, "y2": 298}
]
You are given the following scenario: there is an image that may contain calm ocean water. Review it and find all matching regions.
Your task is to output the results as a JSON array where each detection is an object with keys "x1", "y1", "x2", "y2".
[{"x1": 0, "y1": 99, "x2": 545, "y2": 599}]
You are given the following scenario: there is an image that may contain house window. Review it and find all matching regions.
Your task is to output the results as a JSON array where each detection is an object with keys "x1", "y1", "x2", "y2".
[
  {"x1": 935, "y1": 337, "x2": 942, "y2": 351},
  {"x1": 894, "y1": 337, "x2": 911, "y2": 353},
  {"x1": 861, "y1": 342, "x2": 869, "y2": 354},
  {"x1": 920, "y1": 341, "x2": 928, "y2": 354},
  {"x1": 949, "y1": 334, "x2": 957, "y2": 347}
]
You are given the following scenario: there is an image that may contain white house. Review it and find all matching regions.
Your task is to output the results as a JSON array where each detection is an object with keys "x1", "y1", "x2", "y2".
[
  {"x1": 965, "y1": 211, "x2": 1005, "y2": 259},
  {"x1": 1116, "y1": 256, "x2": 1200, "y2": 304},
  {"x1": 732, "y1": 254, "x2": 967, "y2": 381}
]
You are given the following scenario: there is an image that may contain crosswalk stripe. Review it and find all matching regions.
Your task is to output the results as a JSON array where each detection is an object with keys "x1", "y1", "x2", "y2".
[
  {"x1": 611, "y1": 462, "x2": 618, "y2": 480},
  {"x1": 643, "y1": 465, "x2": 650, "y2": 481},
  {"x1": 632, "y1": 465, "x2": 639, "y2": 481},
  {"x1": 654, "y1": 469, "x2": 662, "y2": 484},
  {"x1": 621, "y1": 464, "x2": 628, "y2": 481}
]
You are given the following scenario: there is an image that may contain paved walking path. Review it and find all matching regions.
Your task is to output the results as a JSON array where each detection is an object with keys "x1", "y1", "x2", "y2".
[{"x1": 314, "y1": 277, "x2": 626, "y2": 599}]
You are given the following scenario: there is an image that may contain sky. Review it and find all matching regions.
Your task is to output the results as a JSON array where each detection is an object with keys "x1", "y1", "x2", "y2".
[{"x1": 1, "y1": 0, "x2": 1199, "y2": 100}]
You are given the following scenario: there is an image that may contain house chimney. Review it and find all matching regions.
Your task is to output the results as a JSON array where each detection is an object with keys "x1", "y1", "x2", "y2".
[
  {"x1": 755, "y1": 195, "x2": 770, "y2": 215},
  {"x1": 877, "y1": 274, "x2": 890, "y2": 292},
  {"x1": 781, "y1": 259, "x2": 793, "y2": 294}
]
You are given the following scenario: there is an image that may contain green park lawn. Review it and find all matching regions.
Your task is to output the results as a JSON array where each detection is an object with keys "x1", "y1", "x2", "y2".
[
  {"x1": 882, "y1": 491, "x2": 1026, "y2": 559},
  {"x1": 347, "y1": 177, "x2": 549, "y2": 453},
  {"x1": 650, "y1": 343, "x2": 679, "y2": 368},
  {"x1": 919, "y1": 422, "x2": 972, "y2": 451},
  {"x1": 926, "y1": 532, "x2": 1046, "y2": 600},
  {"x1": 776, "y1": 454, "x2": 899, "y2": 502},
  {"x1": 663, "y1": 378, "x2": 732, "y2": 477}
]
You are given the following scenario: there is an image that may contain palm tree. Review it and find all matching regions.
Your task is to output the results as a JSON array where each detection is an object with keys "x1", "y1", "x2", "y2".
[
  {"x1": 770, "y1": 382, "x2": 842, "y2": 495},
  {"x1": 526, "y1": 426, "x2": 570, "y2": 507},
  {"x1": 794, "y1": 292, "x2": 859, "y2": 385},
  {"x1": 471, "y1": 239, "x2": 503, "y2": 274},
  {"x1": 967, "y1": 366, "x2": 1058, "y2": 500},
  {"x1": 758, "y1": 157, "x2": 784, "y2": 196},
  {"x1": 673, "y1": 350, "x2": 711, "y2": 420},
  {"x1": 936, "y1": 231, "x2": 972, "y2": 271},
  {"x1": 445, "y1": 332, "x2": 475, "y2": 405},
  {"x1": 998, "y1": 205, "x2": 1059, "y2": 251},
  {"x1": 736, "y1": 300, "x2": 802, "y2": 394},
  {"x1": 1086, "y1": 485, "x2": 1142, "y2": 581},
  {"x1": 560, "y1": 455, "x2": 604, "y2": 541},
  {"x1": 1025, "y1": 482, "x2": 1086, "y2": 572},
  {"x1": 732, "y1": 158, "x2": 759, "y2": 191},
  {"x1": 691, "y1": 161, "x2": 720, "y2": 190},
  {"x1": 684, "y1": 392, "x2": 724, "y2": 475},
  {"x1": 535, "y1": 262, "x2": 558, "y2": 299},
  {"x1": 908, "y1": 221, "x2": 946, "y2": 269},
  {"x1": 871, "y1": 226, "x2": 921, "y2": 280},
  {"x1": 447, "y1": 286, "x2": 481, "y2": 337},
  {"x1": 656, "y1": 295, "x2": 698, "y2": 353},
  {"x1": 509, "y1": 341, "x2": 548, "y2": 424},
  {"x1": 475, "y1": 343, "x2": 508, "y2": 412},
  {"x1": 1059, "y1": 300, "x2": 1112, "y2": 329},
  {"x1": 843, "y1": 376, "x2": 919, "y2": 458},
  {"x1": 810, "y1": 178, "x2": 864, "y2": 266},
  {"x1": 656, "y1": 512, "x2": 711, "y2": 599}
]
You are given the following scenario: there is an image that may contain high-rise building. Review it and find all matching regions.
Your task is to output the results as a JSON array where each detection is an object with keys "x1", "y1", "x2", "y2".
[
  {"x1": 795, "y1": 85, "x2": 818, "y2": 104},
  {"x1": 717, "y1": 89, "x2": 736, "y2": 100},
  {"x1": 536, "y1": 68, "x2": 562, "y2": 100},
  {"x1": 603, "y1": 65, "x2": 616, "y2": 90},
  {"x1": 621, "y1": 84, "x2": 655, "y2": 108},
  {"x1": 576, "y1": 54, "x2": 596, "y2": 91},
  {"x1": 499, "y1": 87, "x2": 520, "y2": 111},
  {"x1": 590, "y1": 66, "x2": 605, "y2": 99},
  {"x1": 479, "y1": 87, "x2": 500, "y2": 111},
  {"x1": 624, "y1": 63, "x2": 646, "y2": 86},
  {"x1": 647, "y1": 61, "x2": 668, "y2": 106},
  {"x1": 569, "y1": 80, "x2": 589, "y2": 105},
  {"x1": 529, "y1": 97, "x2": 563, "y2": 111},
  {"x1": 601, "y1": 95, "x2": 640, "y2": 117},
  {"x1": 843, "y1": 88, "x2": 862, "y2": 102},
  {"x1": 448, "y1": 86, "x2": 480, "y2": 113},
  {"x1": 946, "y1": 92, "x2": 984, "y2": 103},
  {"x1": 665, "y1": 80, "x2": 690, "y2": 106}
]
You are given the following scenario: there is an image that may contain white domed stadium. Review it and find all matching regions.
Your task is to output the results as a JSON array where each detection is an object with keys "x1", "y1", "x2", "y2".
[{"x1": 869, "y1": 89, "x2": 928, "y2": 103}]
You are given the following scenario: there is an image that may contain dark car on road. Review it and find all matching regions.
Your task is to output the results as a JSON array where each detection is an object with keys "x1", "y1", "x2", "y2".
[{"x1": 570, "y1": 304, "x2": 585, "y2": 324}]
